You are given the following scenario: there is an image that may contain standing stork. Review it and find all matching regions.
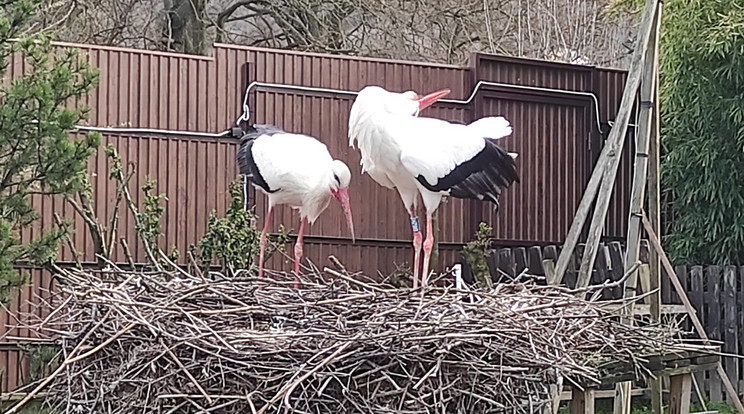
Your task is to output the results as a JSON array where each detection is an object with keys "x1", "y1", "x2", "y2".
[
  {"x1": 237, "y1": 124, "x2": 355, "y2": 283},
  {"x1": 348, "y1": 86, "x2": 518, "y2": 289}
]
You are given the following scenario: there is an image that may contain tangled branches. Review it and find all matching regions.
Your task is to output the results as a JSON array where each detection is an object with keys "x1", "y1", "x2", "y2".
[{"x1": 19, "y1": 266, "x2": 686, "y2": 414}]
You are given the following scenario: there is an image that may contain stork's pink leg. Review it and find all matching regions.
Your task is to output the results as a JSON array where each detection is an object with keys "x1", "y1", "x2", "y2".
[
  {"x1": 421, "y1": 212, "x2": 435, "y2": 288},
  {"x1": 258, "y1": 207, "x2": 273, "y2": 278},
  {"x1": 293, "y1": 217, "x2": 308, "y2": 288}
]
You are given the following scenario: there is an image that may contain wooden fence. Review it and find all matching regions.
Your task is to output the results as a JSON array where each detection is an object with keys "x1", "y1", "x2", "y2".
[{"x1": 461, "y1": 244, "x2": 744, "y2": 404}]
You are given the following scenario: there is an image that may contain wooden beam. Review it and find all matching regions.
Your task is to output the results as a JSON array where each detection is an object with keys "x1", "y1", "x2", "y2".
[
  {"x1": 641, "y1": 213, "x2": 744, "y2": 414},
  {"x1": 560, "y1": 388, "x2": 645, "y2": 401},
  {"x1": 614, "y1": 3, "x2": 662, "y2": 413},
  {"x1": 554, "y1": 0, "x2": 661, "y2": 286},
  {"x1": 570, "y1": 386, "x2": 595, "y2": 414},
  {"x1": 621, "y1": 0, "x2": 661, "y2": 318},
  {"x1": 669, "y1": 374, "x2": 692, "y2": 414},
  {"x1": 647, "y1": 5, "x2": 662, "y2": 325},
  {"x1": 638, "y1": 263, "x2": 652, "y2": 303},
  {"x1": 599, "y1": 303, "x2": 688, "y2": 315}
]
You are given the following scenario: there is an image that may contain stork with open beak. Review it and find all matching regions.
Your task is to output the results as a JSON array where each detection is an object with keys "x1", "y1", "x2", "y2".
[
  {"x1": 237, "y1": 124, "x2": 355, "y2": 284},
  {"x1": 348, "y1": 86, "x2": 518, "y2": 289}
]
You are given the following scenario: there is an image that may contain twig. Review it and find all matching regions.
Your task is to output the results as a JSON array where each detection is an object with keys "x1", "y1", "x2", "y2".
[
  {"x1": 53, "y1": 213, "x2": 82, "y2": 269},
  {"x1": 120, "y1": 238, "x2": 136, "y2": 269},
  {"x1": 161, "y1": 339, "x2": 214, "y2": 405},
  {"x1": 3, "y1": 308, "x2": 114, "y2": 414}
]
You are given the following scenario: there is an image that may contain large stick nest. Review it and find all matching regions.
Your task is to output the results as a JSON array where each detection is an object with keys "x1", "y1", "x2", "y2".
[{"x1": 29, "y1": 266, "x2": 685, "y2": 414}]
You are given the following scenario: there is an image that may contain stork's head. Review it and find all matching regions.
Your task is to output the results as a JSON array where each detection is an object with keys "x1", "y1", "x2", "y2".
[
  {"x1": 330, "y1": 160, "x2": 355, "y2": 242},
  {"x1": 355, "y1": 86, "x2": 451, "y2": 118},
  {"x1": 387, "y1": 88, "x2": 452, "y2": 117}
]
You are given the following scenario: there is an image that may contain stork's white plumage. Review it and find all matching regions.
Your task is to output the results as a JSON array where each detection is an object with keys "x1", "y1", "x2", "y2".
[
  {"x1": 349, "y1": 86, "x2": 519, "y2": 288},
  {"x1": 237, "y1": 125, "x2": 355, "y2": 283}
]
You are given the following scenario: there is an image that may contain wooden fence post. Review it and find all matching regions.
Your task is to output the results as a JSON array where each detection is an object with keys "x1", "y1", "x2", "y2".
[{"x1": 641, "y1": 213, "x2": 744, "y2": 414}]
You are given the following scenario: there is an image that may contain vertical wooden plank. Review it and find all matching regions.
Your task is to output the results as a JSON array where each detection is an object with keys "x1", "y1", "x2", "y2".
[
  {"x1": 485, "y1": 250, "x2": 499, "y2": 283},
  {"x1": 543, "y1": 245, "x2": 559, "y2": 285},
  {"x1": 723, "y1": 266, "x2": 739, "y2": 399},
  {"x1": 513, "y1": 247, "x2": 528, "y2": 275},
  {"x1": 0, "y1": 349, "x2": 8, "y2": 392},
  {"x1": 566, "y1": 244, "x2": 582, "y2": 289},
  {"x1": 570, "y1": 386, "x2": 594, "y2": 414},
  {"x1": 669, "y1": 374, "x2": 692, "y2": 414},
  {"x1": 528, "y1": 246, "x2": 544, "y2": 276},
  {"x1": 594, "y1": 244, "x2": 610, "y2": 283},
  {"x1": 638, "y1": 264, "x2": 651, "y2": 304},
  {"x1": 543, "y1": 245, "x2": 558, "y2": 262},
  {"x1": 667, "y1": 265, "x2": 686, "y2": 305},
  {"x1": 740, "y1": 266, "x2": 744, "y2": 397},
  {"x1": 7, "y1": 349, "x2": 18, "y2": 392},
  {"x1": 498, "y1": 248, "x2": 514, "y2": 280},
  {"x1": 608, "y1": 241, "x2": 625, "y2": 299},
  {"x1": 706, "y1": 265, "x2": 722, "y2": 402},
  {"x1": 689, "y1": 265, "x2": 706, "y2": 397},
  {"x1": 689, "y1": 266, "x2": 705, "y2": 320}
]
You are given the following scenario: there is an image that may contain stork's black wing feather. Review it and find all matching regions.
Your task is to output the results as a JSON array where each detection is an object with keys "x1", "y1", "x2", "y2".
[
  {"x1": 415, "y1": 139, "x2": 519, "y2": 212},
  {"x1": 236, "y1": 124, "x2": 285, "y2": 194}
]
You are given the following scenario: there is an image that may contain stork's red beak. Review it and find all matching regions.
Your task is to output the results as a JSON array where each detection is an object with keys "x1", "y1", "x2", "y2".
[
  {"x1": 417, "y1": 88, "x2": 451, "y2": 111},
  {"x1": 333, "y1": 187, "x2": 355, "y2": 243}
]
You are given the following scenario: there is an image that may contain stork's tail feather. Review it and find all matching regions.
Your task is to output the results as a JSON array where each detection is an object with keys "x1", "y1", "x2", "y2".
[
  {"x1": 467, "y1": 116, "x2": 513, "y2": 140},
  {"x1": 236, "y1": 124, "x2": 283, "y2": 193},
  {"x1": 443, "y1": 140, "x2": 519, "y2": 210}
]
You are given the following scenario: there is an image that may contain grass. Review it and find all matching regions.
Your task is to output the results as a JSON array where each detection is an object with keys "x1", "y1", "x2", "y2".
[
  {"x1": 0, "y1": 399, "x2": 53, "y2": 414},
  {"x1": 557, "y1": 398, "x2": 742, "y2": 414}
]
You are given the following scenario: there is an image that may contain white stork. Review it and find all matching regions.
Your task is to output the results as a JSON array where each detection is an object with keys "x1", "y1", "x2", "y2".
[
  {"x1": 237, "y1": 124, "x2": 355, "y2": 283},
  {"x1": 348, "y1": 86, "x2": 519, "y2": 289}
]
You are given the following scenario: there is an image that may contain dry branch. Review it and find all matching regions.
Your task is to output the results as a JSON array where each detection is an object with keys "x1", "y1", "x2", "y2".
[{"x1": 15, "y1": 266, "x2": 690, "y2": 414}]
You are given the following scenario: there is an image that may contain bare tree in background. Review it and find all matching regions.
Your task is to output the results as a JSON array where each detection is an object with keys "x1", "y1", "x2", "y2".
[{"x1": 29, "y1": 0, "x2": 638, "y2": 68}]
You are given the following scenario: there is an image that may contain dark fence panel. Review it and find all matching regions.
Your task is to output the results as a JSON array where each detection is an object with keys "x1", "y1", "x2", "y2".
[
  {"x1": 473, "y1": 55, "x2": 633, "y2": 241},
  {"x1": 476, "y1": 90, "x2": 592, "y2": 244},
  {"x1": 662, "y1": 265, "x2": 744, "y2": 403}
]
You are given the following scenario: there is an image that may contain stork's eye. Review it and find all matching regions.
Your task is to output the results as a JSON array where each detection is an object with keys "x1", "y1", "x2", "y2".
[{"x1": 333, "y1": 173, "x2": 340, "y2": 184}]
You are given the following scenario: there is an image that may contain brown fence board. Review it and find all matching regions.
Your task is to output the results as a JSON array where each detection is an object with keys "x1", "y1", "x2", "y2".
[
  {"x1": 705, "y1": 266, "x2": 723, "y2": 401},
  {"x1": 723, "y1": 266, "x2": 739, "y2": 403}
]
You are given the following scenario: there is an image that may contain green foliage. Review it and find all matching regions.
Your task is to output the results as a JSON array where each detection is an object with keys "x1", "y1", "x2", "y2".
[
  {"x1": 0, "y1": 400, "x2": 54, "y2": 414},
  {"x1": 558, "y1": 401, "x2": 653, "y2": 414},
  {"x1": 18, "y1": 344, "x2": 59, "y2": 381},
  {"x1": 462, "y1": 221, "x2": 493, "y2": 288},
  {"x1": 605, "y1": 0, "x2": 644, "y2": 19},
  {"x1": 137, "y1": 178, "x2": 166, "y2": 251},
  {"x1": 386, "y1": 263, "x2": 413, "y2": 288},
  {"x1": 190, "y1": 180, "x2": 288, "y2": 275},
  {"x1": 0, "y1": 0, "x2": 100, "y2": 302},
  {"x1": 700, "y1": 401, "x2": 742, "y2": 414},
  {"x1": 661, "y1": 0, "x2": 744, "y2": 264}
]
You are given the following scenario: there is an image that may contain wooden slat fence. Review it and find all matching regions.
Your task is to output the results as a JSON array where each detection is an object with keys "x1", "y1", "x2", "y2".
[
  {"x1": 662, "y1": 265, "x2": 744, "y2": 404},
  {"x1": 462, "y1": 244, "x2": 744, "y2": 403},
  {"x1": 461, "y1": 241, "x2": 629, "y2": 300}
]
